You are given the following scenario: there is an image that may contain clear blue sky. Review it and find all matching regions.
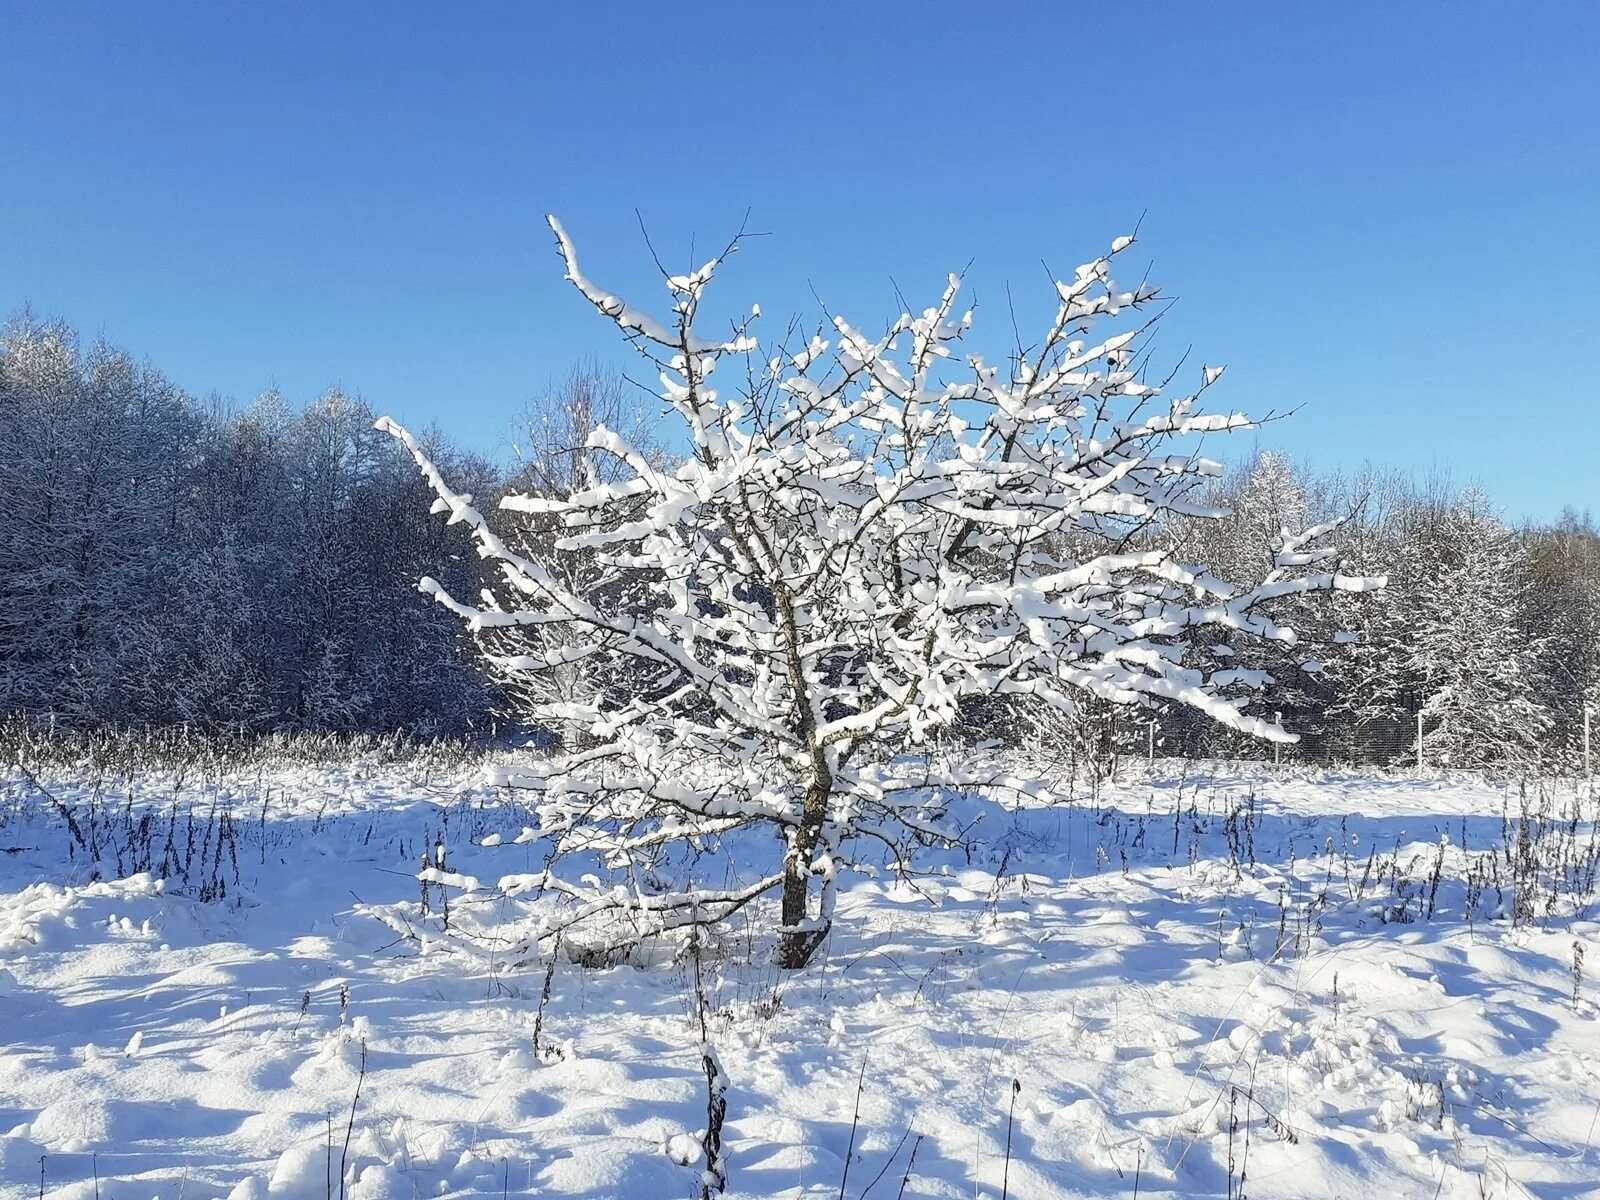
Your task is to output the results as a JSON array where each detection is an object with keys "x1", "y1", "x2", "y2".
[{"x1": 2, "y1": 3, "x2": 1596, "y2": 521}]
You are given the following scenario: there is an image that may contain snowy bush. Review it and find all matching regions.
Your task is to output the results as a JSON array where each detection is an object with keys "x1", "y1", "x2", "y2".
[{"x1": 382, "y1": 216, "x2": 1380, "y2": 966}]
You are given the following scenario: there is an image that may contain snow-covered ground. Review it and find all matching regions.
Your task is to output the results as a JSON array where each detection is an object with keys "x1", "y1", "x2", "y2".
[{"x1": 2, "y1": 759, "x2": 1597, "y2": 1199}]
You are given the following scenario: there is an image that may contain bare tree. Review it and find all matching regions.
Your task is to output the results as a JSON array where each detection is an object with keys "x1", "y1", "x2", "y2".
[{"x1": 508, "y1": 360, "x2": 657, "y2": 497}]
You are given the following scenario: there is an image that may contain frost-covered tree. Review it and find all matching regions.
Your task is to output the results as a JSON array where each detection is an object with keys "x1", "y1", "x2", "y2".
[
  {"x1": 0, "y1": 320, "x2": 201, "y2": 724},
  {"x1": 1407, "y1": 491, "x2": 1552, "y2": 766},
  {"x1": 384, "y1": 216, "x2": 1380, "y2": 967},
  {"x1": 1306, "y1": 465, "x2": 1416, "y2": 763},
  {"x1": 0, "y1": 316, "x2": 496, "y2": 736},
  {"x1": 1159, "y1": 450, "x2": 1341, "y2": 757},
  {"x1": 1526, "y1": 510, "x2": 1600, "y2": 765},
  {"x1": 494, "y1": 364, "x2": 666, "y2": 724},
  {"x1": 508, "y1": 362, "x2": 654, "y2": 498},
  {"x1": 1329, "y1": 484, "x2": 1551, "y2": 768}
]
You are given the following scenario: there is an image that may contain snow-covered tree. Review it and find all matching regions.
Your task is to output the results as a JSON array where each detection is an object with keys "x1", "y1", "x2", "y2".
[
  {"x1": 0, "y1": 320, "x2": 200, "y2": 724},
  {"x1": 1307, "y1": 465, "x2": 1418, "y2": 763},
  {"x1": 383, "y1": 216, "x2": 1380, "y2": 967},
  {"x1": 1328, "y1": 485, "x2": 1552, "y2": 768},
  {"x1": 1407, "y1": 491, "x2": 1552, "y2": 766},
  {"x1": 508, "y1": 361, "x2": 655, "y2": 498},
  {"x1": 0, "y1": 317, "x2": 495, "y2": 736},
  {"x1": 1157, "y1": 450, "x2": 1340, "y2": 756},
  {"x1": 1526, "y1": 510, "x2": 1600, "y2": 766},
  {"x1": 494, "y1": 364, "x2": 666, "y2": 725}
]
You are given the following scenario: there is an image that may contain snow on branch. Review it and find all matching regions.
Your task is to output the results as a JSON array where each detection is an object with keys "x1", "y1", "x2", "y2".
[{"x1": 379, "y1": 216, "x2": 1381, "y2": 967}]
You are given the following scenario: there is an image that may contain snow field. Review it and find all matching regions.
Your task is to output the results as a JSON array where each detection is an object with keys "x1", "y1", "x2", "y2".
[{"x1": 1, "y1": 763, "x2": 1597, "y2": 1199}]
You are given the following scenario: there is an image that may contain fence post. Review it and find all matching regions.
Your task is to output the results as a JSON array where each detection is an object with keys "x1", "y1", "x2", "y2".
[
  {"x1": 1416, "y1": 711, "x2": 1424, "y2": 772},
  {"x1": 1273, "y1": 711, "x2": 1282, "y2": 767},
  {"x1": 1147, "y1": 721, "x2": 1155, "y2": 768}
]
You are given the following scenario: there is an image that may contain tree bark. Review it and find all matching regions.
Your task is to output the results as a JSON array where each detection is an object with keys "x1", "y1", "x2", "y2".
[{"x1": 776, "y1": 778, "x2": 831, "y2": 968}]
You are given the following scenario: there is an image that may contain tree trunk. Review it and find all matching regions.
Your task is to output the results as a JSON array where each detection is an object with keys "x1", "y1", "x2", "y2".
[
  {"x1": 776, "y1": 779, "x2": 831, "y2": 969},
  {"x1": 777, "y1": 854, "x2": 814, "y2": 969}
]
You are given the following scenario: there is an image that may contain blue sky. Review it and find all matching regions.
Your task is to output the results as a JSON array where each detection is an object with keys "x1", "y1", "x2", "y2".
[{"x1": 2, "y1": 3, "x2": 1596, "y2": 521}]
